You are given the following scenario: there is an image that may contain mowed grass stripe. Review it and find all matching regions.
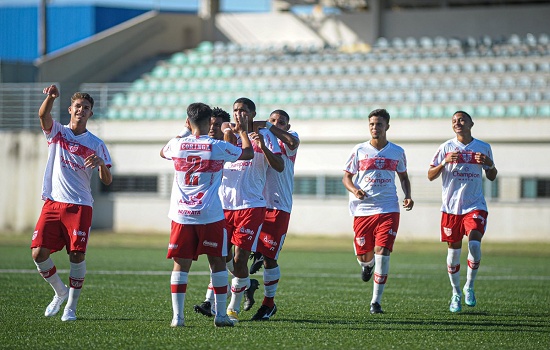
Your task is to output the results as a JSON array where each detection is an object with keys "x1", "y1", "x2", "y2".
[
  {"x1": 2, "y1": 269, "x2": 550, "y2": 281},
  {"x1": 1, "y1": 234, "x2": 549, "y2": 350}
]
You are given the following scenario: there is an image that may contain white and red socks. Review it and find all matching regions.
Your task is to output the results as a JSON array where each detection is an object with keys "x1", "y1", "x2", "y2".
[
  {"x1": 170, "y1": 271, "x2": 188, "y2": 321},
  {"x1": 358, "y1": 257, "x2": 375, "y2": 269},
  {"x1": 371, "y1": 254, "x2": 390, "y2": 305},
  {"x1": 262, "y1": 266, "x2": 280, "y2": 308},
  {"x1": 227, "y1": 276, "x2": 249, "y2": 313},
  {"x1": 34, "y1": 258, "x2": 67, "y2": 297},
  {"x1": 204, "y1": 282, "x2": 215, "y2": 305},
  {"x1": 447, "y1": 248, "x2": 462, "y2": 295},
  {"x1": 465, "y1": 241, "x2": 481, "y2": 290},
  {"x1": 65, "y1": 261, "x2": 86, "y2": 312},
  {"x1": 211, "y1": 270, "x2": 229, "y2": 316}
]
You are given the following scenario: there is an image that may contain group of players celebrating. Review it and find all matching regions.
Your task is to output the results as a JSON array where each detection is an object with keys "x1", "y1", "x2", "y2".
[{"x1": 30, "y1": 86, "x2": 497, "y2": 326}]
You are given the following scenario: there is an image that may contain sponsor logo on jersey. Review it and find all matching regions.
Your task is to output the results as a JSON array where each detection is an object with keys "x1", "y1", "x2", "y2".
[
  {"x1": 227, "y1": 160, "x2": 252, "y2": 171},
  {"x1": 240, "y1": 227, "x2": 255, "y2": 235},
  {"x1": 452, "y1": 166, "x2": 481, "y2": 180},
  {"x1": 203, "y1": 240, "x2": 218, "y2": 248},
  {"x1": 364, "y1": 175, "x2": 392, "y2": 185},
  {"x1": 178, "y1": 210, "x2": 201, "y2": 215},
  {"x1": 73, "y1": 229, "x2": 87, "y2": 237},
  {"x1": 356, "y1": 237, "x2": 366, "y2": 247},
  {"x1": 60, "y1": 155, "x2": 86, "y2": 171},
  {"x1": 443, "y1": 227, "x2": 453, "y2": 236}
]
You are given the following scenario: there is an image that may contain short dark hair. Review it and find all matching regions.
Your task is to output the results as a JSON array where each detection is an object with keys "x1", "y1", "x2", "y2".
[
  {"x1": 234, "y1": 97, "x2": 256, "y2": 112},
  {"x1": 368, "y1": 108, "x2": 390, "y2": 123},
  {"x1": 454, "y1": 110, "x2": 473, "y2": 121},
  {"x1": 187, "y1": 102, "x2": 212, "y2": 124},
  {"x1": 212, "y1": 107, "x2": 230, "y2": 123},
  {"x1": 71, "y1": 92, "x2": 94, "y2": 109},
  {"x1": 270, "y1": 109, "x2": 290, "y2": 121}
]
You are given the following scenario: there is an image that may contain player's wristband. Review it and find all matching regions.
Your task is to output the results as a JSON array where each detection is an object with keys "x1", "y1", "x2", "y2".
[
  {"x1": 440, "y1": 159, "x2": 446, "y2": 166},
  {"x1": 265, "y1": 121, "x2": 273, "y2": 130},
  {"x1": 223, "y1": 128, "x2": 232, "y2": 133}
]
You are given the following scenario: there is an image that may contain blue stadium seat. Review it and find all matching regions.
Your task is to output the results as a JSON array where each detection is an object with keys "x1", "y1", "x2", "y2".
[
  {"x1": 170, "y1": 52, "x2": 187, "y2": 65},
  {"x1": 523, "y1": 105, "x2": 537, "y2": 117},
  {"x1": 475, "y1": 105, "x2": 491, "y2": 118},
  {"x1": 491, "y1": 105, "x2": 506, "y2": 117},
  {"x1": 398, "y1": 105, "x2": 416, "y2": 119},
  {"x1": 505, "y1": 105, "x2": 522, "y2": 117},
  {"x1": 538, "y1": 105, "x2": 550, "y2": 117}
]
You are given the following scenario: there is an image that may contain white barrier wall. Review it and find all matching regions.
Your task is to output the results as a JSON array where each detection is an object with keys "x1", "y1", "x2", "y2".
[{"x1": 2, "y1": 118, "x2": 550, "y2": 241}]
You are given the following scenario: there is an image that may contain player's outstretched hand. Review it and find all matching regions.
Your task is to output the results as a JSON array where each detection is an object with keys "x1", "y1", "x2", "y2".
[{"x1": 43, "y1": 85, "x2": 59, "y2": 98}]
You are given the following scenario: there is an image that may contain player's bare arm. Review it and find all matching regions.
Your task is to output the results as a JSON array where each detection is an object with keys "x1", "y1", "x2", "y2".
[
  {"x1": 397, "y1": 171, "x2": 414, "y2": 211},
  {"x1": 266, "y1": 123, "x2": 300, "y2": 150},
  {"x1": 38, "y1": 85, "x2": 58, "y2": 131},
  {"x1": 85, "y1": 154, "x2": 112, "y2": 185},
  {"x1": 428, "y1": 152, "x2": 456, "y2": 181},
  {"x1": 342, "y1": 172, "x2": 366, "y2": 199},
  {"x1": 251, "y1": 131, "x2": 284, "y2": 172},
  {"x1": 234, "y1": 114, "x2": 254, "y2": 160}
]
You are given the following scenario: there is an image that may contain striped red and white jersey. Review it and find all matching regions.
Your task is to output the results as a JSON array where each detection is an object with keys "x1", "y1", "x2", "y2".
[
  {"x1": 162, "y1": 135, "x2": 242, "y2": 224},
  {"x1": 41, "y1": 119, "x2": 112, "y2": 207},
  {"x1": 430, "y1": 137, "x2": 494, "y2": 215},
  {"x1": 220, "y1": 128, "x2": 282, "y2": 210},
  {"x1": 344, "y1": 141, "x2": 407, "y2": 216}
]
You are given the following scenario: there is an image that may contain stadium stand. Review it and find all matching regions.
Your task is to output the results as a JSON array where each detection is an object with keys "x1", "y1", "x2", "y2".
[{"x1": 103, "y1": 33, "x2": 549, "y2": 120}]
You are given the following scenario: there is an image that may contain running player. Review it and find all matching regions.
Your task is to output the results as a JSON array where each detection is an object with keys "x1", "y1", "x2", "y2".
[
  {"x1": 342, "y1": 108, "x2": 414, "y2": 314},
  {"x1": 428, "y1": 110, "x2": 497, "y2": 313}
]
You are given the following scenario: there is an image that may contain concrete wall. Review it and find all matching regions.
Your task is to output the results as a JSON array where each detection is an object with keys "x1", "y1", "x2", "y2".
[{"x1": 2, "y1": 118, "x2": 550, "y2": 240}]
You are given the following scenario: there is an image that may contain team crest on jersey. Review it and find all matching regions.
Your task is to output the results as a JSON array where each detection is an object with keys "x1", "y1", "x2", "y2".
[
  {"x1": 462, "y1": 152, "x2": 472, "y2": 163},
  {"x1": 374, "y1": 158, "x2": 385, "y2": 169},
  {"x1": 68, "y1": 142, "x2": 79, "y2": 153},
  {"x1": 356, "y1": 237, "x2": 366, "y2": 246}
]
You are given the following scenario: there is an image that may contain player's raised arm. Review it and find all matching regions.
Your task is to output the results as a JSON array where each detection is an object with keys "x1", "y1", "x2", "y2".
[
  {"x1": 252, "y1": 131, "x2": 284, "y2": 172},
  {"x1": 234, "y1": 114, "x2": 253, "y2": 160},
  {"x1": 38, "y1": 85, "x2": 58, "y2": 131}
]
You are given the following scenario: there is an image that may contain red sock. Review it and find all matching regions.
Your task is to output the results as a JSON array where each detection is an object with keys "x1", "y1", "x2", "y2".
[{"x1": 263, "y1": 296, "x2": 275, "y2": 308}]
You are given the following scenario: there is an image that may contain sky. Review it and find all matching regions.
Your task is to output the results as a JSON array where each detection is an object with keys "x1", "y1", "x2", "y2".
[{"x1": 0, "y1": 0, "x2": 272, "y2": 12}]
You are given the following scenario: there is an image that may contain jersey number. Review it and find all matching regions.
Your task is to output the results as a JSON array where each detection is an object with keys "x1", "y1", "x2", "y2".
[{"x1": 185, "y1": 155, "x2": 201, "y2": 186}]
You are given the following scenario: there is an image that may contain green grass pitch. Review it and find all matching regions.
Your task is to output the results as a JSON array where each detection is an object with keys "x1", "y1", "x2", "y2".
[{"x1": 0, "y1": 233, "x2": 549, "y2": 349}]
